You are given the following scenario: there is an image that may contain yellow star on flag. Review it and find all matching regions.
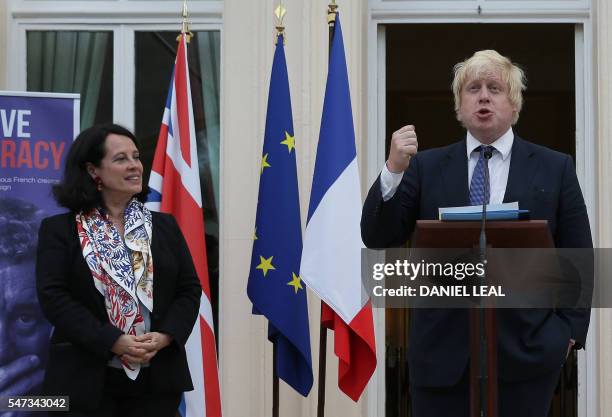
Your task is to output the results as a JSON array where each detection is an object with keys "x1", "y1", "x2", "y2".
[
  {"x1": 261, "y1": 153, "x2": 271, "y2": 174},
  {"x1": 280, "y1": 131, "x2": 295, "y2": 153},
  {"x1": 256, "y1": 255, "x2": 276, "y2": 277},
  {"x1": 287, "y1": 272, "x2": 303, "y2": 293},
  {"x1": 253, "y1": 227, "x2": 258, "y2": 240}
]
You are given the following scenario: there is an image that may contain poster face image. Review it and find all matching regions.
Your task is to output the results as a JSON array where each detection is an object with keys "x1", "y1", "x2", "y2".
[{"x1": 0, "y1": 92, "x2": 78, "y2": 415}]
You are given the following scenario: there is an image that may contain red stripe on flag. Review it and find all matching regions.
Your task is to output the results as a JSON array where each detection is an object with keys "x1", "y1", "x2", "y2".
[
  {"x1": 322, "y1": 302, "x2": 376, "y2": 402},
  {"x1": 151, "y1": 123, "x2": 169, "y2": 174},
  {"x1": 175, "y1": 34, "x2": 192, "y2": 167},
  {"x1": 201, "y1": 316, "x2": 222, "y2": 417},
  {"x1": 159, "y1": 155, "x2": 211, "y2": 296}
]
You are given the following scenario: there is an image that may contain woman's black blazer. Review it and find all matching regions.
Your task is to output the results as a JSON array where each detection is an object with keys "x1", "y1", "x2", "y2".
[{"x1": 36, "y1": 211, "x2": 202, "y2": 411}]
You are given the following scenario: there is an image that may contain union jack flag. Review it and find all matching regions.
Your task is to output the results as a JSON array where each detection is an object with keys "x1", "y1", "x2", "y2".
[{"x1": 146, "y1": 31, "x2": 222, "y2": 417}]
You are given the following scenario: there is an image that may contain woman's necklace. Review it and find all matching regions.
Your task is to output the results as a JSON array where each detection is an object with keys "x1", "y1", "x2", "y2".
[{"x1": 108, "y1": 213, "x2": 125, "y2": 236}]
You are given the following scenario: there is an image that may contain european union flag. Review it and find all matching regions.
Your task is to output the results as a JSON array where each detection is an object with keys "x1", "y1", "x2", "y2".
[{"x1": 247, "y1": 33, "x2": 313, "y2": 397}]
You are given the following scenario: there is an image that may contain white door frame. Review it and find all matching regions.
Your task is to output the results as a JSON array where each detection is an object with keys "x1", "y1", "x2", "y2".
[{"x1": 366, "y1": 7, "x2": 598, "y2": 417}]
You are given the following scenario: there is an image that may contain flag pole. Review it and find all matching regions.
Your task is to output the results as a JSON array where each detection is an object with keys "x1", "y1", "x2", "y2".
[
  {"x1": 179, "y1": 0, "x2": 193, "y2": 42},
  {"x1": 317, "y1": 316, "x2": 327, "y2": 417},
  {"x1": 327, "y1": 1, "x2": 338, "y2": 49},
  {"x1": 149, "y1": 1, "x2": 223, "y2": 415},
  {"x1": 316, "y1": 4, "x2": 338, "y2": 417},
  {"x1": 273, "y1": 342, "x2": 279, "y2": 417},
  {"x1": 270, "y1": 4, "x2": 286, "y2": 417}
]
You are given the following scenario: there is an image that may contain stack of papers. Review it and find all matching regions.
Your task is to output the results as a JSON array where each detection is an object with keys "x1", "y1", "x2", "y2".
[{"x1": 438, "y1": 202, "x2": 530, "y2": 221}]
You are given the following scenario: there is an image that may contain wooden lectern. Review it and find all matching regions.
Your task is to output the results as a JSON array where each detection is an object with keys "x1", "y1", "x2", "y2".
[{"x1": 412, "y1": 220, "x2": 554, "y2": 417}]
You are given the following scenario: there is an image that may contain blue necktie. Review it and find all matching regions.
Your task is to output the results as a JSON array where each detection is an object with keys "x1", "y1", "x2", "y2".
[{"x1": 469, "y1": 146, "x2": 494, "y2": 206}]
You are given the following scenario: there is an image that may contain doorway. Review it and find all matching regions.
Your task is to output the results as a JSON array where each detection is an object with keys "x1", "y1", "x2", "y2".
[{"x1": 384, "y1": 23, "x2": 577, "y2": 417}]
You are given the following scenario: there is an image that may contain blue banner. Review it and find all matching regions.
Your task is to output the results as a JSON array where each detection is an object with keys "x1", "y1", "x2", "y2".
[{"x1": 0, "y1": 91, "x2": 78, "y2": 407}]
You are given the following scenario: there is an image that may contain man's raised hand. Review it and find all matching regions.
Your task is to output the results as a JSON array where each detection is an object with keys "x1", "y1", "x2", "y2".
[{"x1": 387, "y1": 124, "x2": 418, "y2": 173}]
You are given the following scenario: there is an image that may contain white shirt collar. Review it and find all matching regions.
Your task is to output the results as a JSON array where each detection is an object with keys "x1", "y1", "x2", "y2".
[{"x1": 466, "y1": 127, "x2": 514, "y2": 161}]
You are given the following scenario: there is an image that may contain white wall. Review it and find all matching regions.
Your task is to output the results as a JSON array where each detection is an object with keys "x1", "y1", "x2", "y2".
[{"x1": 595, "y1": 0, "x2": 612, "y2": 416}]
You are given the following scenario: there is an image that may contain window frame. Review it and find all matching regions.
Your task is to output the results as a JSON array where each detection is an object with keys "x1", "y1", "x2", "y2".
[
  {"x1": 6, "y1": 0, "x2": 222, "y2": 131},
  {"x1": 369, "y1": 0, "x2": 590, "y2": 17},
  {"x1": 366, "y1": 9, "x2": 597, "y2": 417}
]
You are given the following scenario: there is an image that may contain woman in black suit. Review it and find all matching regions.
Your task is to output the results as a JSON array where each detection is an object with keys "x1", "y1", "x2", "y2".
[{"x1": 36, "y1": 124, "x2": 201, "y2": 417}]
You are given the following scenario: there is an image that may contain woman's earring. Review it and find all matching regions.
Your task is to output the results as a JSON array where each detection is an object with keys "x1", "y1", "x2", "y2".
[{"x1": 94, "y1": 177, "x2": 103, "y2": 191}]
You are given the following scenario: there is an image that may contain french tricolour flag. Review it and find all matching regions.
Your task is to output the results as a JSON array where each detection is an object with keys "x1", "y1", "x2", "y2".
[
  {"x1": 300, "y1": 14, "x2": 376, "y2": 402},
  {"x1": 146, "y1": 32, "x2": 222, "y2": 417}
]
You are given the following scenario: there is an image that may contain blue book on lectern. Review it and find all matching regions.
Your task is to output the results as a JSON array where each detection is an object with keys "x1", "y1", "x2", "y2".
[{"x1": 440, "y1": 209, "x2": 531, "y2": 221}]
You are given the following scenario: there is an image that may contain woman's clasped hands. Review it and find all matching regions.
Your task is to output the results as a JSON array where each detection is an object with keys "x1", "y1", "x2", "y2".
[{"x1": 111, "y1": 332, "x2": 173, "y2": 364}]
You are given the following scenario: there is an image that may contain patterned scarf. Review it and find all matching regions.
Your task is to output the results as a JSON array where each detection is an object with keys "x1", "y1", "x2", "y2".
[{"x1": 76, "y1": 199, "x2": 154, "y2": 379}]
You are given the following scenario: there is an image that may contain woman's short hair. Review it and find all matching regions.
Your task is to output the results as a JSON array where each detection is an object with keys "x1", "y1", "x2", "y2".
[
  {"x1": 0, "y1": 197, "x2": 43, "y2": 268},
  {"x1": 452, "y1": 50, "x2": 526, "y2": 125},
  {"x1": 53, "y1": 123, "x2": 149, "y2": 213}
]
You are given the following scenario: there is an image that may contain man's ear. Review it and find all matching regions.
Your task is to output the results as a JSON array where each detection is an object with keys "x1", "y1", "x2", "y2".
[{"x1": 85, "y1": 163, "x2": 97, "y2": 180}]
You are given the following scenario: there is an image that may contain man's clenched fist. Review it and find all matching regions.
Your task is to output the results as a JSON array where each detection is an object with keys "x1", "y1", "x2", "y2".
[{"x1": 387, "y1": 125, "x2": 418, "y2": 173}]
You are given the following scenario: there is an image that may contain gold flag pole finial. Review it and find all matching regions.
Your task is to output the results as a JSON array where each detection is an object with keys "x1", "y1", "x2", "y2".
[
  {"x1": 179, "y1": 0, "x2": 194, "y2": 43},
  {"x1": 274, "y1": 1, "x2": 287, "y2": 45},
  {"x1": 328, "y1": 0, "x2": 338, "y2": 27}
]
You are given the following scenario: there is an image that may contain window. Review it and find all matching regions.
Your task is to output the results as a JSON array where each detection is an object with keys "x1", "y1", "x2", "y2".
[{"x1": 27, "y1": 31, "x2": 113, "y2": 129}]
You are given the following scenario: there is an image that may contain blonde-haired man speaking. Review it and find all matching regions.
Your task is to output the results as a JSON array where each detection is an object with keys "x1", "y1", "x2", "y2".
[{"x1": 361, "y1": 50, "x2": 592, "y2": 417}]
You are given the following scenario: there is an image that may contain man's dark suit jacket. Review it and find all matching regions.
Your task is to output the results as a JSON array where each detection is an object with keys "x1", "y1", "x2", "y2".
[
  {"x1": 36, "y1": 211, "x2": 201, "y2": 411},
  {"x1": 361, "y1": 134, "x2": 592, "y2": 388}
]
